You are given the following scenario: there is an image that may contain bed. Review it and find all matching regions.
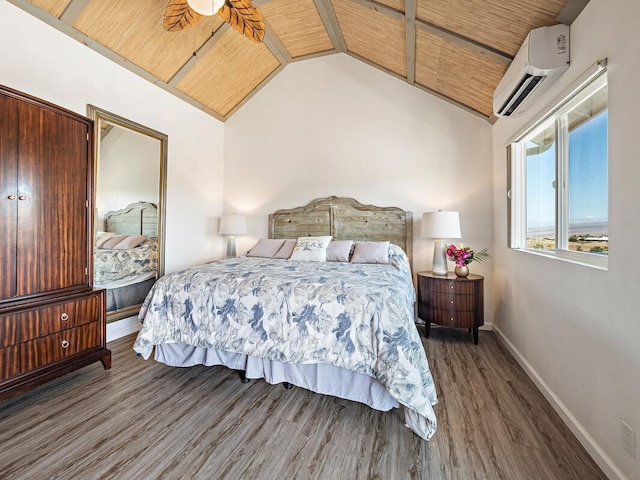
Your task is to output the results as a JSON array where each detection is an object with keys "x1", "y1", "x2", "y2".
[
  {"x1": 133, "y1": 196, "x2": 438, "y2": 440},
  {"x1": 94, "y1": 201, "x2": 159, "y2": 316}
]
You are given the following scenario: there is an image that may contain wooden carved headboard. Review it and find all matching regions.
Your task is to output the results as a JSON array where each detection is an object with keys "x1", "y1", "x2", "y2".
[
  {"x1": 268, "y1": 196, "x2": 413, "y2": 266},
  {"x1": 104, "y1": 201, "x2": 158, "y2": 236}
]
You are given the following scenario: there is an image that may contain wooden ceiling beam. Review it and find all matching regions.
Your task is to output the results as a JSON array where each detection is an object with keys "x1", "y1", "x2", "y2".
[
  {"x1": 415, "y1": 19, "x2": 512, "y2": 66},
  {"x1": 262, "y1": 20, "x2": 292, "y2": 65},
  {"x1": 168, "y1": 23, "x2": 230, "y2": 87},
  {"x1": 346, "y1": 0, "x2": 512, "y2": 66},
  {"x1": 405, "y1": 0, "x2": 416, "y2": 85},
  {"x1": 59, "y1": 0, "x2": 90, "y2": 24},
  {"x1": 313, "y1": 0, "x2": 347, "y2": 52}
]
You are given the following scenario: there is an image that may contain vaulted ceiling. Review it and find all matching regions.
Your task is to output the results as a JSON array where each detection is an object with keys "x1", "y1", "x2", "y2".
[{"x1": 14, "y1": 0, "x2": 584, "y2": 122}]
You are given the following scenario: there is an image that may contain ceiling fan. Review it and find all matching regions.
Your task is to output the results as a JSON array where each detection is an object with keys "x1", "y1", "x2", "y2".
[{"x1": 163, "y1": 0, "x2": 265, "y2": 43}]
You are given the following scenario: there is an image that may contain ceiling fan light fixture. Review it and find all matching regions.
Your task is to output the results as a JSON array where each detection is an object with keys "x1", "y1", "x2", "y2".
[{"x1": 187, "y1": 0, "x2": 225, "y2": 15}]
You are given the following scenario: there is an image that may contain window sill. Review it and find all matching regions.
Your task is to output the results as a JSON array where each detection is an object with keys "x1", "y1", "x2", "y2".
[{"x1": 512, "y1": 248, "x2": 608, "y2": 271}]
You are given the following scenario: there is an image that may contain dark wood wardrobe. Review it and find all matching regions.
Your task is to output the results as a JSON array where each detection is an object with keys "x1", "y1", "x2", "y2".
[{"x1": 0, "y1": 85, "x2": 111, "y2": 401}]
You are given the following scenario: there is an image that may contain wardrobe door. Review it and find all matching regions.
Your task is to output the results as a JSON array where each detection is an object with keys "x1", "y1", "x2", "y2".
[
  {"x1": 0, "y1": 94, "x2": 19, "y2": 299},
  {"x1": 17, "y1": 102, "x2": 90, "y2": 296}
]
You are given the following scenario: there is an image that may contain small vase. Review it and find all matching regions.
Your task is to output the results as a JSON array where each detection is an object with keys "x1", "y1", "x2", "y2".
[{"x1": 454, "y1": 265, "x2": 469, "y2": 278}]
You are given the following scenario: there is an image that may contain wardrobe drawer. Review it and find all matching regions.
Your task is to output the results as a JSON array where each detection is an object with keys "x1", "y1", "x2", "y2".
[
  {"x1": 20, "y1": 321, "x2": 101, "y2": 371},
  {"x1": 0, "y1": 345, "x2": 20, "y2": 381},
  {"x1": 0, "y1": 315, "x2": 20, "y2": 348},
  {"x1": 19, "y1": 294, "x2": 101, "y2": 342}
]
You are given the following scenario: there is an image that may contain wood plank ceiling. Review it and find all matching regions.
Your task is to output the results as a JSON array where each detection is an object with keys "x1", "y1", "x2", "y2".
[{"x1": 15, "y1": 0, "x2": 573, "y2": 122}]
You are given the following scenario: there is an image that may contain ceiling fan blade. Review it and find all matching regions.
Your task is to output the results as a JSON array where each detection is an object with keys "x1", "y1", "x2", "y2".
[
  {"x1": 164, "y1": 0, "x2": 202, "y2": 32},
  {"x1": 219, "y1": 0, "x2": 265, "y2": 43}
]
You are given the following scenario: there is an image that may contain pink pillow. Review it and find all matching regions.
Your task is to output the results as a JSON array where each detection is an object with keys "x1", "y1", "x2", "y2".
[
  {"x1": 247, "y1": 239, "x2": 285, "y2": 258},
  {"x1": 100, "y1": 235, "x2": 127, "y2": 249},
  {"x1": 113, "y1": 235, "x2": 148, "y2": 250},
  {"x1": 326, "y1": 240, "x2": 353, "y2": 262},
  {"x1": 274, "y1": 239, "x2": 296, "y2": 259},
  {"x1": 350, "y1": 241, "x2": 390, "y2": 264}
]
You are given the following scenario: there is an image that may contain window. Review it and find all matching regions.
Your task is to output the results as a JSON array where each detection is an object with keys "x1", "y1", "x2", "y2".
[{"x1": 509, "y1": 68, "x2": 608, "y2": 268}]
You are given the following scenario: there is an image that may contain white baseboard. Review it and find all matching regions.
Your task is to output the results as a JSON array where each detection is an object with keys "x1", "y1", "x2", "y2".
[
  {"x1": 492, "y1": 325, "x2": 627, "y2": 480},
  {"x1": 106, "y1": 315, "x2": 141, "y2": 343}
]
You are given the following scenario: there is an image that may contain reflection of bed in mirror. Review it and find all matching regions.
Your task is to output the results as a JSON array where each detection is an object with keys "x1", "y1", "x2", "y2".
[{"x1": 94, "y1": 201, "x2": 159, "y2": 319}]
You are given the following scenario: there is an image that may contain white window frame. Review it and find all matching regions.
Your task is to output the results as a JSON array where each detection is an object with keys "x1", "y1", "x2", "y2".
[{"x1": 508, "y1": 66, "x2": 608, "y2": 270}]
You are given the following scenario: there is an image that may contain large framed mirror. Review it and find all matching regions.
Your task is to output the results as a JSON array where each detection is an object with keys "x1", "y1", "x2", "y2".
[{"x1": 87, "y1": 105, "x2": 167, "y2": 323}]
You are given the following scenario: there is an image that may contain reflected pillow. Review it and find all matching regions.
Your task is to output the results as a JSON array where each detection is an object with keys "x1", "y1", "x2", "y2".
[
  {"x1": 274, "y1": 239, "x2": 297, "y2": 259},
  {"x1": 113, "y1": 234, "x2": 148, "y2": 250},
  {"x1": 289, "y1": 236, "x2": 332, "y2": 262},
  {"x1": 247, "y1": 239, "x2": 285, "y2": 258},
  {"x1": 326, "y1": 240, "x2": 354, "y2": 262},
  {"x1": 100, "y1": 235, "x2": 128, "y2": 249},
  {"x1": 95, "y1": 231, "x2": 115, "y2": 248},
  {"x1": 350, "y1": 241, "x2": 390, "y2": 264}
]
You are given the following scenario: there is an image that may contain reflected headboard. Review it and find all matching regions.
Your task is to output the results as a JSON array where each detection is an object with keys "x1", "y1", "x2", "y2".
[
  {"x1": 104, "y1": 201, "x2": 158, "y2": 236},
  {"x1": 268, "y1": 196, "x2": 413, "y2": 267}
]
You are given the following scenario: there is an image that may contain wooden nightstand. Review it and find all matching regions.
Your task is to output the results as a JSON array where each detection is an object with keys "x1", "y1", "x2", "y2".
[{"x1": 416, "y1": 271, "x2": 484, "y2": 344}]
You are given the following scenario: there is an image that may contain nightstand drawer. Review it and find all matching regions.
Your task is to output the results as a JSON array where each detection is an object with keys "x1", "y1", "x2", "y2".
[
  {"x1": 20, "y1": 321, "x2": 101, "y2": 371},
  {"x1": 428, "y1": 308, "x2": 475, "y2": 328},
  {"x1": 428, "y1": 293, "x2": 476, "y2": 311},
  {"x1": 18, "y1": 295, "x2": 101, "y2": 342},
  {"x1": 426, "y1": 280, "x2": 476, "y2": 295}
]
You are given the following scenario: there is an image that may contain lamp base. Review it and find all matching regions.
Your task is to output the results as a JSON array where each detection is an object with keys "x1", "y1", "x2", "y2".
[
  {"x1": 432, "y1": 239, "x2": 449, "y2": 275},
  {"x1": 225, "y1": 236, "x2": 237, "y2": 258}
]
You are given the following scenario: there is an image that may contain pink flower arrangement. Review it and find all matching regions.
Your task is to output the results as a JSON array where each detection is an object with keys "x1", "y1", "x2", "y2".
[{"x1": 446, "y1": 244, "x2": 490, "y2": 267}]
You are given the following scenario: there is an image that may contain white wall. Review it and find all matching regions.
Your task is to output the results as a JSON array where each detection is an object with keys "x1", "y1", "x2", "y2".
[
  {"x1": 224, "y1": 53, "x2": 494, "y2": 320},
  {"x1": 0, "y1": 1, "x2": 225, "y2": 273},
  {"x1": 492, "y1": 1, "x2": 640, "y2": 478}
]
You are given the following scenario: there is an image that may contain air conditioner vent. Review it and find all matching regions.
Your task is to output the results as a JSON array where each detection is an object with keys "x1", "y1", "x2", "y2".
[{"x1": 497, "y1": 74, "x2": 545, "y2": 117}]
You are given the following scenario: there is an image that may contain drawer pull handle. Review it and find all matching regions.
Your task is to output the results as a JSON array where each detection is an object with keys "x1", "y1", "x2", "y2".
[
  {"x1": 61, "y1": 340, "x2": 70, "y2": 349},
  {"x1": 18, "y1": 195, "x2": 27, "y2": 201},
  {"x1": 60, "y1": 312, "x2": 69, "y2": 321},
  {"x1": 7, "y1": 195, "x2": 16, "y2": 200}
]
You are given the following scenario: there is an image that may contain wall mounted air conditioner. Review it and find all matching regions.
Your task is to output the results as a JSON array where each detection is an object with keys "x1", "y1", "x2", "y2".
[{"x1": 493, "y1": 24, "x2": 570, "y2": 117}]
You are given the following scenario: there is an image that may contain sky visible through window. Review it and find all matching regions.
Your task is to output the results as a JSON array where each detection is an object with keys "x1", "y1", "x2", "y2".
[{"x1": 526, "y1": 110, "x2": 608, "y2": 235}]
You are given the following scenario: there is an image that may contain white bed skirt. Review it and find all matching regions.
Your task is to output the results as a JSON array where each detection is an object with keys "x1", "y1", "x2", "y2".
[{"x1": 155, "y1": 343, "x2": 400, "y2": 411}]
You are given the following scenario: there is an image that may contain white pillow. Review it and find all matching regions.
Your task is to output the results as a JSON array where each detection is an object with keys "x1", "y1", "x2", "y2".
[{"x1": 289, "y1": 236, "x2": 332, "y2": 262}]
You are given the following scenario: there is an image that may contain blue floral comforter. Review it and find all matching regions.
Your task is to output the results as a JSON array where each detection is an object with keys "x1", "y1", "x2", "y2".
[{"x1": 133, "y1": 244, "x2": 438, "y2": 439}]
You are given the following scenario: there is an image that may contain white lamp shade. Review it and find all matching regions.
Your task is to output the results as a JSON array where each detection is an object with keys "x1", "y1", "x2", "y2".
[
  {"x1": 219, "y1": 214, "x2": 247, "y2": 236},
  {"x1": 421, "y1": 211, "x2": 461, "y2": 239},
  {"x1": 188, "y1": 0, "x2": 225, "y2": 15}
]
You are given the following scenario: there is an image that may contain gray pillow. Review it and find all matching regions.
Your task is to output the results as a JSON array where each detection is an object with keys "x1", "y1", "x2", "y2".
[
  {"x1": 350, "y1": 241, "x2": 390, "y2": 264},
  {"x1": 326, "y1": 240, "x2": 354, "y2": 262},
  {"x1": 274, "y1": 239, "x2": 297, "y2": 259},
  {"x1": 247, "y1": 239, "x2": 285, "y2": 258}
]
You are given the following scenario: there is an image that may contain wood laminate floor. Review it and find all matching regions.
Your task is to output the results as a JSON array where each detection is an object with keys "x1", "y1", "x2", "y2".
[{"x1": 0, "y1": 328, "x2": 606, "y2": 480}]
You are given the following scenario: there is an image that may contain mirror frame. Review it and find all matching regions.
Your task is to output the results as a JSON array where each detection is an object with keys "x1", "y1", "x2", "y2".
[{"x1": 87, "y1": 105, "x2": 168, "y2": 322}]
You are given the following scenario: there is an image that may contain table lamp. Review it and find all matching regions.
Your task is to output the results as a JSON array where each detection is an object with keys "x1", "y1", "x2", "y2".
[
  {"x1": 422, "y1": 211, "x2": 461, "y2": 275},
  {"x1": 219, "y1": 214, "x2": 247, "y2": 258}
]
